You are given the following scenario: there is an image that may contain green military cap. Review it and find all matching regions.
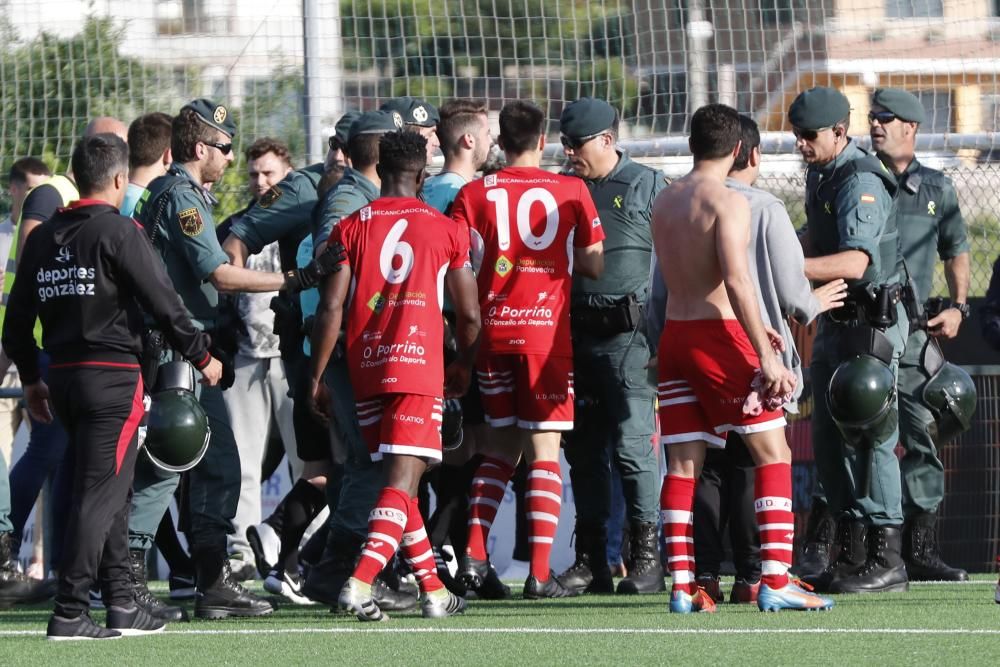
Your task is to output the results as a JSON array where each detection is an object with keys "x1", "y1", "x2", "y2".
[
  {"x1": 787, "y1": 87, "x2": 851, "y2": 130},
  {"x1": 181, "y1": 98, "x2": 236, "y2": 138},
  {"x1": 348, "y1": 110, "x2": 405, "y2": 141},
  {"x1": 333, "y1": 110, "x2": 362, "y2": 145},
  {"x1": 379, "y1": 97, "x2": 440, "y2": 127},
  {"x1": 560, "y1": 97, "x2": 618, "y2": 138},
  {"x1": 871, "y1": 88, "x2": 926, "y2": 124}
]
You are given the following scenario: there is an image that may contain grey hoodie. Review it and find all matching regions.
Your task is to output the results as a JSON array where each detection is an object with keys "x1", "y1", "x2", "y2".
[{"x1": 647, "y1": 177, "x2": 820, "y2": 412}]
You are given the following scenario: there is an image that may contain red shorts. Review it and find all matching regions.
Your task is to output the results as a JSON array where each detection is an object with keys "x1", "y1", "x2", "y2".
[
  {"x1": 476, "y1": 353, "x2": 574, "y2": 431},
  {"x1": 356, "y1": 394, "x2": 443, "y2": 462},
  {"x1": 658, "y1": 319, "x2": 785, "y2": 448}
]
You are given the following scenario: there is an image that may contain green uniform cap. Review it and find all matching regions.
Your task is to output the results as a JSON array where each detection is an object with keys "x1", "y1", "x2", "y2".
[
  {"x1": 181, "y1": 98, "x2": 236, "y2": 138},
  {"x1": 348, "y1": 110, "x2": 405, "y2": 141},
  {"x1": 871, "y1": 88, "x2": 926, "y2": 124},
  {"x1": 788, "y1": 87, "x2": 851, "y2": 130},
  {"x1": 379, "y1": 97, "x2": 440, "y2": 127},
  {"x1": 334, "y1": 110, "x2": 362, "y2": 145},
  {"x1": 560, "y1": 97, "x2": 618, "y2": 138}
]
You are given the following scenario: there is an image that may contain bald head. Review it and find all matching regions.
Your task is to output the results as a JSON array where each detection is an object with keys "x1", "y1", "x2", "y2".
[{"x1": 84, "y1": 116, "x2": 128, "y2": 142}]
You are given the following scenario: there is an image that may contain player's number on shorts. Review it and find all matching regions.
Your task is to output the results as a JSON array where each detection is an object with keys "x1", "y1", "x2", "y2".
[
  {"x1": 380, "y1": 218, "x2": 414, "y2": 284},
  {"x1": 486, "y1": 187, "x2": 559, "y2": 252}
]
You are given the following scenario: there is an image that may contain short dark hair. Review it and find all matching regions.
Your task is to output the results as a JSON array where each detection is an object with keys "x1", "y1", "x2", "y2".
[
  {"x1": 128, "y1": 112, "x2": 173, "y2": 171},
  {"x1": 731, "y1": 115, "x2": 761, "y2": 171},
  {"x1": 347, "y1": 134, "x2": 382, "y2": 171},
  {"x1": 172, "y1": 108, "x2": 220, "y2": 163},
  {"x1": 71, "y1": 134, "x2": 129, "y2": 195},
  {"x1": 378, "y1": 131, "x2": 427, "y2": 177},
  {"x1": 499, "y1": 101, "x2": 545, "y2": 156},
  {"x1": 437, "y1": 99, "x2": 487, "y2": 154},
  {"x1": 245, "y1": 137, "x2": 292, "y2": 166},
  {"x1": 9, "y1": 157, "x2": 50, "y2": 185},
  {"x1": 689, "y1": 104, "x2": 742, "y2": 161}
]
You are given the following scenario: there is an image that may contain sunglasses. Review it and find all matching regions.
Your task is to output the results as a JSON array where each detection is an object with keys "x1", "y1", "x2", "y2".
[
  {"x1": 868, "y1": 111, "x2": 898, "y2": 125},
  {"x1": 560, "y1": 132, "x2": 608, "y2": 150},
  {"x1": 792, "y1": 127, "x2": 832, "y2": 141},
  {"x1": 205, "y1": 141, "x2": 233, "y2": 156},
  {"x1": 328, "y1": 135, "x2": 345, "y2": 152}
]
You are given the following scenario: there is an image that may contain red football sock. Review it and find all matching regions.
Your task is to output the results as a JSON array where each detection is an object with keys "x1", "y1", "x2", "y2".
[
  {"x1": 352, "y1": 486, "x2": 410, "y2": 585},
  {"x1": 401, "y1": 497, "x2": 444, "y2": 594},
  {"x1": 661, "y1": 474, "x2": 697, "y2": 595},
  {"x1": 465, "y1": 456, "x2": 516, "y2": 561},
  {"x1": 527, "y1": 460, "x2": 562, "y2": 581},
  {"x1": 755, "y1": 462, "x2": 794, "y2": 590}
]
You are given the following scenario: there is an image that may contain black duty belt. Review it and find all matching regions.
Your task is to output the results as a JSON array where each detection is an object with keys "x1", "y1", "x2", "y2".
[
  {"x1": 571, "y1": 295, "x2": 643, "y2": 338},
  {"x1": 824, "y1": 283, "x2": 902, "y2": 329}
]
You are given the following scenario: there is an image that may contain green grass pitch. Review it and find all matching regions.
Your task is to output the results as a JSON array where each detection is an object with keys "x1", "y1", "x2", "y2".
[{"x1": 2, "y1": 577, "x2": 999, "y2": 666}]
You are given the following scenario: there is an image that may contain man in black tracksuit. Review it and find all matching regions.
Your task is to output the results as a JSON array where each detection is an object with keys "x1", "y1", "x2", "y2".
[{"x1": 2, "y1": 134, "x2": 222, "y2": 640}]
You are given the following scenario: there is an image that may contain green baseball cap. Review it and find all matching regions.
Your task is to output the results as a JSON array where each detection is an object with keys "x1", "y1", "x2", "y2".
[
  {"x1": 379, "y1": 97, "x2": 440, "y2": 127},
  {"x1": 871, "y1": 88, "x2": 926, "y2": 124},
  {"x1": 181, "y1": 98, "x2": 236, "y2": 138},
  {"x1": 788, "y1": 87, "x2": 851, "y2": 130},
  {"x1": 348, "y1": 110, "x2": 405, "y2": 141},
  {"x1": 333, "y1": 110, "x2": 362, "y2": 146},
  {"x1": 560, "y1": 97, "x2": 618, "y2": 138}
]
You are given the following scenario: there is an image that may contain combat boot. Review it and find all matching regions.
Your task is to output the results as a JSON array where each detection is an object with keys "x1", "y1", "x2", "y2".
[
  {"x1": 194, "y1": 551, "x2": 274, "y2": 619},
  {"x1": 803, "y1": 518, "x2": 866, "y2": 593},
  {"x1": 556, "y1": 522, "x2": 613, "y2": 594},
  {"x1": 617, "y1": 521, "x2": 666, "y2": 595},
  {"x1": 129, "y1": 549, "x2": 188, "y2": 622},
  {"x1": 903, "y1": 512, "x2": 968, "y2": 581},
  {"x1": 301, "y1": 530, "x2": 365, "y2": 606},
  {"x1": 829, "y1": 524, "x2": 908, "y2": 594},
  {"x1": 0, "y1": 531, "x2": 55, "y2": 608},
  {"x1": 791, "y1": 498, "x2": 836, "y2": 578}
]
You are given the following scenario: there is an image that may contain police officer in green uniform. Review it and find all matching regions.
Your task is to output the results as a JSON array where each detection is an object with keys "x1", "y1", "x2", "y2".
[
  {"x1": 791, "y1": 87, "x2": 910, "y2": 594},
  {"x1": 553, "y1": 98, "x2": 666, "y2": 595},
  {"x1": 299, "y1": 109, "x2": 421, "y2": 608},
  {"x1": 131, "y1": 99, "x2": 333, "y2": 619},
  {"x1": 868, "y1": 88, "x2": 970, "y2": 581}
]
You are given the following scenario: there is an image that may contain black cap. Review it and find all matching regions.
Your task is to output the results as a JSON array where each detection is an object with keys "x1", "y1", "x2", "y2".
[
  {"x1": 560, "y1": 98, "x2": 618, "y2": 138},
  {"x1": 871, "y1": 88, "x2": 926, "y2": 124},
  {"x1": 333, "y1": 110, "x2": 362, "y2": 145},
  {"x1": 181, "y1": 98, "x2": 236, "y2": 138},
  {"x1": 348, "y1": 110, "x2": 405, "y2": 141},
  {"x1": 788, "y1": 87, "x2": 851, "y2": 130},
  {"x1": 379, "y1": 97, "x2": 440, "y2": 127}
]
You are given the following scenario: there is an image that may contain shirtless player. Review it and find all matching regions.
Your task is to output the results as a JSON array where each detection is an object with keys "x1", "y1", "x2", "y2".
[{"x1": 652, "y1": 104, "x2": 833, "y2": 613}]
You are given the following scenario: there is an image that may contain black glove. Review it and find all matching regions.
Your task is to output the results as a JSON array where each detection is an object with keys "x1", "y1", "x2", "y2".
[
  {"x1": 284, "y1": 241, "x2": 347, "y2": 292},
  {"x1": 209, "y1": 344, "x2": 236, "y2": 391}
]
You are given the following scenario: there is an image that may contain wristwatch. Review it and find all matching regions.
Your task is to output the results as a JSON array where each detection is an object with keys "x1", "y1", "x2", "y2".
[{"x1": 953, "y1": 302, "x2": 971, "y2": 320}]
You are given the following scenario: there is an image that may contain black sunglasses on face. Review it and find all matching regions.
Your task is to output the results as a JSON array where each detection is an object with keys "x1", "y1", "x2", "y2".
[
  {"x1": 792, "y1": 127, "x2": 831, "y2": 141},
  {"x1": 560, "y1": 132, "x2": 606, "y2": 150},
  {"x1": 328, "y1": 136, "x2": 344, "y2": 152},
  {"x1": 205, "y1": 141, "x2": 233, "y2": 156},
  {"x1": 868, "y1": 111, "x2": 898, "y2": 125}
]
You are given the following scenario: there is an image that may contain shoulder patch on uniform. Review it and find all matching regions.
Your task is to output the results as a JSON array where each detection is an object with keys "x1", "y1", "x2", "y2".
[
  {"x1": 178, "y1": 207, "x2": 205, "y2": 237},
  {"x1": 860, "y1": 194, "x2": 876, "y2": 204},
  {"x1": 259, "y1": 186, "x2": 282, "y2": 209},
  {"x1": 612, "y1": 195, "x2": 623, "y2": 209}
]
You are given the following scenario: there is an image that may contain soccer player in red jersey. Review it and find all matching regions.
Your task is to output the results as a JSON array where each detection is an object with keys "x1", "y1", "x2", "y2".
[
  {"x1": 308, "y1": 131, "x2": 481, "y2": 621},
  {"x1": 451, "y1": 101, "x2": 605, "y2": 599}
]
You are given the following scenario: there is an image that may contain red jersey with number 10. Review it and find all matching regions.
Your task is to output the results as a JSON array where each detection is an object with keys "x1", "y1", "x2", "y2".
[
  {"x1": 451, "y1": 166, "x2": 604, "y2": 357},
  {"x1": 330, "y1": 196, "x2": 472, "y2": 400}
]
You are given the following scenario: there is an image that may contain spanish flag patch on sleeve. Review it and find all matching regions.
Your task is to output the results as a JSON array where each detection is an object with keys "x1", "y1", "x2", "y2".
[{"x1": 860, "y1": 194, "x2": 876, "y2": 203}]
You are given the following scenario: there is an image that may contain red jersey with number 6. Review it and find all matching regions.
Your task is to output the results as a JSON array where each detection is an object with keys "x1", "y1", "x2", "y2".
[
  {"x1": 451, "y1": 166, "x2": 604, "y2": 357},
  {"x1": 330, "y1": 196, "x2": 472, "y2": 400}
]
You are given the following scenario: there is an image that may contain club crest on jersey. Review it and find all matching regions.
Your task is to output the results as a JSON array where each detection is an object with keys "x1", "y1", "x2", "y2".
[
  {"x1": 258, "y1": 186, "x2": 282, "y2": 209},
  {"x1": 484, "y1": 174, "x2": 497, "y2": 188},
  {"x1": 360, "y1": 206, "x2": 372, "y2": 221},
  {"x1": 495, "y1": 255, "x2": 513, "y2": 277},
  {"x1": 367, "y1": 292, "x2": 386, "y2": 313},
  {"x1": 178, "y1": 207, "x2": 204, "y2": 237}
]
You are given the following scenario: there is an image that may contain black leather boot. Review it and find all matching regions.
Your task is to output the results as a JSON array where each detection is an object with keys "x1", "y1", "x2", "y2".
[
  {"x1": 556, "y1": 522, "x2": 613, "y2": 594},
  {"x1": 803, "y1": 518, "x2": 866, "y2": 592},
  {"x1": 0, "y1": 531, "x2": 55, "y2": 608},
  {"x1": 194, "y1": 550, "x2": 274, "y2": 619},
  {"x1": 616, "y1": 521, "x2": 666, "y2": 595},
  {"x1": 903, "y1": 512, "x2": 968, "y2": 581},
  {"x1": 129, "y1": 549, "x2": 188, "y2": 622},
  {"x1": 829, "y1": 524, "x2": 909, "y2": 594},
  {"x1": 302, "y1": 530, "x2": 365, "y2": 606},
  {"x1": 791, "y1": 498, "x2": 836, "y2": 578}
]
